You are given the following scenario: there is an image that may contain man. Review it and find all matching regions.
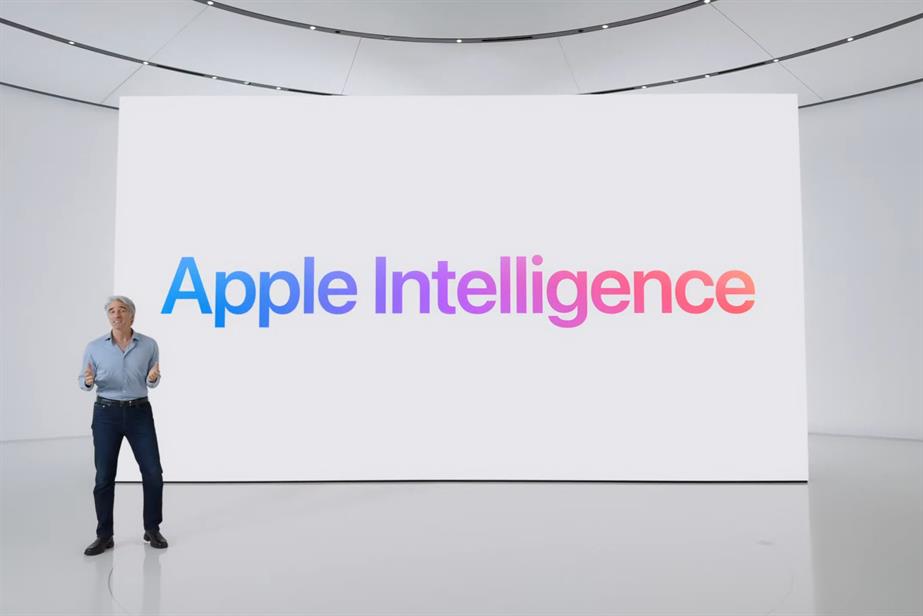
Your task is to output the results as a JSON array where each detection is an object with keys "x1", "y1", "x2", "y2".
[{"x1": 79, "y1": 296, "x2": 168, "y2": 555}]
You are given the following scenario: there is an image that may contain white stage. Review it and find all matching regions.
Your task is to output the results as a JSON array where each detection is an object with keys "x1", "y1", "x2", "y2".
[{"x1": 1, "y1": 433, "x2": 919, "y2": 615}]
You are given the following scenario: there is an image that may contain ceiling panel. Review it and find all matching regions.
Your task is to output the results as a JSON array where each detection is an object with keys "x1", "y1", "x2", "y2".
[
  {"x1": 716, "y1": 0, "x2": 923, "y2": 58},
  {"x1": 226, "y1": 0, "x2": 680, "y2": 39},
  {"x1": 151, "y1": 6, "x2": 359, "y2": 93},
  {"x1": 624, "y1": 62, "x2": 821, "y2": 106},
  {"x1": 0, "y1": 24, "x2": 139, "y2": 102},
  {"x1": 344, "y1": 38, "x2": 576, "y2": 95},
  {"x1": 0, "y1": 0, "x2": 204, "y2": 61},
  {"x1": 0, "y1": 1, "x2": 918, "y2": 101},
  {"x1": 561, "y1": 5, "x2": 769, "y2": 93},
  {"x1": 103, "y1": 65, "x2": 298, "y2": 106},
  {"x1": 784, "y1": 19, "x2": 923, "y2": 100}
]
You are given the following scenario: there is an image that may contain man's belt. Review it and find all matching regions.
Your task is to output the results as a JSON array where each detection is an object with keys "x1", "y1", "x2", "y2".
[{"x1": 96, "y1": 396, "x2": 149, "y2": 407}]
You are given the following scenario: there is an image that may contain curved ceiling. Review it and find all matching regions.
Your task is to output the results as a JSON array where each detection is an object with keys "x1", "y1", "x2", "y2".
[
  {"x1": 190, "y1": 0, "x2": 705, "y2": 43},
  {"x1": 0, "y1": 0, "x2": 921, "y2": 108}
]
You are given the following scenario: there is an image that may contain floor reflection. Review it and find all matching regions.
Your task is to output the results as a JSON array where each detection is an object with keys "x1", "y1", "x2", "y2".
[{"x1": 2, "y1": 434, "x2": 920, "y2": 615}]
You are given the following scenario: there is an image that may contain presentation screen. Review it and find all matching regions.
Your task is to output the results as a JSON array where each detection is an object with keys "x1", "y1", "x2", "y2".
[{"x1": 114, "y1": 95, "x2": 807, "y2": 481}]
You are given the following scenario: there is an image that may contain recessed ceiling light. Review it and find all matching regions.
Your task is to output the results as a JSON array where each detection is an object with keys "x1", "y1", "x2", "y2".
[
  {"x1": 456, "y1": 39, "x2": 462, "y2": 43},
  {"x1": 601, "y1": 24, "x2": 608, "y2": 29},
  {"x1": 847, "y1": 37, "x2": 854, "y2": 42}
]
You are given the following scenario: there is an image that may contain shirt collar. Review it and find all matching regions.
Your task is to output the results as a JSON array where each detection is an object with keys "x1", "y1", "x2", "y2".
[{"x1": 105, "y1": 329, "x2": 138, "y2": 343}]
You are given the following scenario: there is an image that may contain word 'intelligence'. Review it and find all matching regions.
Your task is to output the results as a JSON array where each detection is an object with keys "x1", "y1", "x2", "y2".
[{"x1": 161, "y1": 256, "x2": 756, "y2": 329}]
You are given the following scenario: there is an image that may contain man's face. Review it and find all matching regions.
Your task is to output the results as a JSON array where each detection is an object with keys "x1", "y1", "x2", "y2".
[{"x1": 107, "y1": 301, "x2": 134, "y2": 330}]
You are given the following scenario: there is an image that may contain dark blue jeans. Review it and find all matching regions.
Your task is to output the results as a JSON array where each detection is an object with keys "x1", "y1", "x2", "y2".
[{"x1": 91, "y1": 401, "x2": 163, "y2": 538}]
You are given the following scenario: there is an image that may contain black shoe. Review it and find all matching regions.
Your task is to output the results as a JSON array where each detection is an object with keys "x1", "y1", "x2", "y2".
[
  {"x1": 143, "y1": 529, "x2": 168, "y2": 549},
  {"x1": 84, "y1": 536, "x2": 114, "y2": 556}
]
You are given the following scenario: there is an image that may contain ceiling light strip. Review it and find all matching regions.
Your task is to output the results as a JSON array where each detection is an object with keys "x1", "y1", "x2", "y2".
[
  {"x1": 3, "y1": 77, "x2": 920, "y2": 115},
  {"x1": 587, "y1": 11, "x2": 923, "y2": 94},
  {"x1": 0, "y1": 18, "x2": 138, "y2": 63},
  {"x1": 191, "y1": 0, "x2": 712, "y2": 43},
  {"x1": 1, "y1": 11, "x2": 919, "y2": 98},
  {"x1": 0, "y1": 80, "x2": 119, "y2": 109},
  {"x1": 799, "y1": 77, "x2": 923, "y2": 109},
  {"x1": 0, "y1": 17, "x2": 334, "y2": 96}
]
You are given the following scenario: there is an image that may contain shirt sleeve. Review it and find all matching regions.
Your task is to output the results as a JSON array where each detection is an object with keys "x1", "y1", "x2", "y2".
[
  {"x1": 78, "y1": 344, "x2": 95, "y2": 391},
  {"x1": 146, "y1": 340, "x2": 161, "y2": 389}
]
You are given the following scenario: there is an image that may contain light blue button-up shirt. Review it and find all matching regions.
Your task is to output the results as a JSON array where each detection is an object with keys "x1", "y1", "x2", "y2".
[{"x1": 79, "y1": 330, "x2": 160, "y2": 400}]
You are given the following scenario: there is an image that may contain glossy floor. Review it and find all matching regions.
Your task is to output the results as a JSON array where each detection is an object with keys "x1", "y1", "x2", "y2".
[{"x1": 1, "y1": 434, "x2": 920, "y2": 615}]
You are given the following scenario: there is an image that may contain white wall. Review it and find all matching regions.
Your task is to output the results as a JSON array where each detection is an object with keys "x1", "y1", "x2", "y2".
[
  {"x1": 1, "y1": 84, "x2": 920, "y2": 441},
  {"x1": 0, "y1": 86, "x2": 118, "y2": 440},
  {"x1": 800, "y1": 83, "x2": 923, "y2": 440}
]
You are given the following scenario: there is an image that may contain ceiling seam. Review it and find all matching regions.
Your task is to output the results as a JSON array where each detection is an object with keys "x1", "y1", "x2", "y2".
[
  {"x1": 148, "y1": 2, "x2": 210, "y2": 63},
  {"x1": 97, "y1": 65, "x2": 143, "y2": 106},
  {"x1": 557, "y1": 38, "x2": 583, "y2": 94},
  {"x1": 708, "y1": 3, "x2": 825, "y2": 102},
  {"x1": 98, "y1": 3, "x2": 210, "y2": 105},
  {"x1": 340, "y1": 38, "x2": 362, "y2": 95}
]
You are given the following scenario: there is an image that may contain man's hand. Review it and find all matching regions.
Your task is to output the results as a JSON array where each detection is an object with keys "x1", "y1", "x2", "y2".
[
  {"x1": 147, "y1": 362, "x2": 160, "y2": 383},
  {"x1": 84, "y1": 362, "x2": 95, "y2": 388}
]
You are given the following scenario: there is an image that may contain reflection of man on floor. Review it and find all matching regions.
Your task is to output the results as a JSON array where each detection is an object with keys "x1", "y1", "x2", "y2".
[{"x1": 80, "y1": 295, "x2": 168, "y2": 556}]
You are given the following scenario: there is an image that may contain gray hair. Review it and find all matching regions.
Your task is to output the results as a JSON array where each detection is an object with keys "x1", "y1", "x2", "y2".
[{"x1": 105, "y1": 295, "x2": 136, "y2": 318}]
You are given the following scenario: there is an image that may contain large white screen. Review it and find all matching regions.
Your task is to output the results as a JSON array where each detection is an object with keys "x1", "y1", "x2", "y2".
[{"x1": 114, "y1": 95, "x2": 807, "y2": 481}]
